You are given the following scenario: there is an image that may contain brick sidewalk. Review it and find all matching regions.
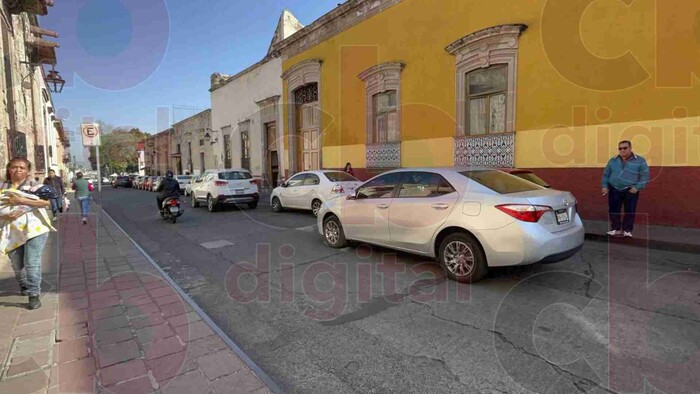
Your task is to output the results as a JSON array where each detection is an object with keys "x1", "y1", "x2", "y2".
[{"x1": 0, "y1": 201, "x2": 274, "y2": 393}]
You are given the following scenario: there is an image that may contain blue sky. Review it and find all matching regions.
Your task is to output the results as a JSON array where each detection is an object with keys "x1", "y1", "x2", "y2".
[{"x1": 40, "y1": 0, "x2": 337, "y2": 162}]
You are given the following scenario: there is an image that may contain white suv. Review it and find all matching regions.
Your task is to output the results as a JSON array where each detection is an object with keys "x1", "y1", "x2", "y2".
[{"x1": 190, "y1": 169, "x2": 259, "y2": 212}]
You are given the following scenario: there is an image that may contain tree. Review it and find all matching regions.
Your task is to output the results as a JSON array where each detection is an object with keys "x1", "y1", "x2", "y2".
[{"x1": 87, "y1": 124, "x2": 149, "y2": 174}]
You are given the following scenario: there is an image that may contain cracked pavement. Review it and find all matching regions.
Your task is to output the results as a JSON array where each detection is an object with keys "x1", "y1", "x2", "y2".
[{"x1": 100, "y1": 189, "x2": 700, "y2": 393}]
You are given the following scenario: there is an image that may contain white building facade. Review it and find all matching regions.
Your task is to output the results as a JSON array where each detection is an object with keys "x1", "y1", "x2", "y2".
[{"x1": 209, "y1": 10, "x2": 302, "y2": 189}]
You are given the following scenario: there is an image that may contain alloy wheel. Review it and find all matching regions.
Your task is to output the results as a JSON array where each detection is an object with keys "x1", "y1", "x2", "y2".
[
  {"x1": 443, "y1": 241, "x2": 475, "y2": 277},
  {"x1": 324, "y1": 220, "x2": 340, "y2": 245}
]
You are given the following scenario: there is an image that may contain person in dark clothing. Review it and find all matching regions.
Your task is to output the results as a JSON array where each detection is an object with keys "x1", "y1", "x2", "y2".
[
  {"x1": 43, "y1": 169, "x2": 65, "y2": 218},
  {"x1": 344, "y1": 162, "x2": 355, "y2": 177},
  {"x1": 155, "y1": 171, "x2": 181, "y2": 211}
]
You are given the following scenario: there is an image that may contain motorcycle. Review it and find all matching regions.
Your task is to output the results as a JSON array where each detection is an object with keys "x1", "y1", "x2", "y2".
[{"x1": 160, "y1": 197, "x2": 183, "y2": 223}]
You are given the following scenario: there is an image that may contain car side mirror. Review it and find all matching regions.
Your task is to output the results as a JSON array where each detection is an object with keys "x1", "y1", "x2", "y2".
[{"x1": 281, "y1": 182, "x2": 288, "y2": 188}]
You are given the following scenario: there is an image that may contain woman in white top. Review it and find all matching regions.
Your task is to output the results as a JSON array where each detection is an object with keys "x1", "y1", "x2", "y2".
[{"x1": 0, "y1": 157, "x2": 54, "y2": 310}]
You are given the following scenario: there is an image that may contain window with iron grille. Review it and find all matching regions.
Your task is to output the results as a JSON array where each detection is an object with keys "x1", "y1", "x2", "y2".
[
  {"x1": 241, "y1": 130, "x2": 250, "y2": 170},
  {"x1": 294, "y1": 83, "x2": 318, "y2": 105},
  {"x1": 223, "y1": 134, "x2": 231, "y2": 168}
]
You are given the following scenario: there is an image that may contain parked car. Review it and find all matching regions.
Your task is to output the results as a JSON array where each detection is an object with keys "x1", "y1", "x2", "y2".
[
  {"x1": 133, "y1": 176, "x2": 144, "y2": 189},
  {"x1": 112, "y1": 176, "x2": 132, "y2": 188},
  {"x1": 270, "y1": 170, "x2": 362, "y2": 217},
  {"x1": 317, "y1": 167, "x2": 584, "y2": 283},
  {"x1": 175, "y1": 175, "x2": 193, "y2": 192},
  {"x1": 504, "y1": 169, "x2": 551, "y2": 188},
  {"x1": 151, "y1": 177, "x2": 163, "y2": 192},
  {"x1": 184, "y1": 175, "x2": 199, "y2": 196},
  {"x1": 143, "y1": 176, "x2": 154, "y2": 191},
  {"x1": 190, "y1": 169, "x2": 259, "y2": 211}
]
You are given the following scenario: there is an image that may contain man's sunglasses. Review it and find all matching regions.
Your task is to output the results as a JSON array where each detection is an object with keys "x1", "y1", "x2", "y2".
[{"x1": 618, "y1": 147, "x2": 629, "y2": 150}]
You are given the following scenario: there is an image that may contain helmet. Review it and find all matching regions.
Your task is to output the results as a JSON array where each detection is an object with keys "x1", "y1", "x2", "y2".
[{"x1": 166, "y1": 171, "x2": 174, "y2": 178}]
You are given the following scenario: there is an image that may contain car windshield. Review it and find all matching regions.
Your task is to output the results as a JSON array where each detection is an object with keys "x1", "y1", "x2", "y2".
[
  {"x1": 176, "y1": 176, "x2": 192, "y2": 180},
  {"x1": 460, "y1": 170, "x2": 541, "y2": 194},
  {"x1": 219, "y1": 171, "x2": 251, "y2": 180},
  {"x1": 512, "y1": 172, "x2": 551, "y2": 188},
  {"x1": 323, "y1": 172, "x2": 358, "y2": 182}
]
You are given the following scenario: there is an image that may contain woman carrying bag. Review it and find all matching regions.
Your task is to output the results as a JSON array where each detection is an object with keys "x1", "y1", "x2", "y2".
[{"x1": 0, "y1": 157, "x2": 56, "y2": 310}]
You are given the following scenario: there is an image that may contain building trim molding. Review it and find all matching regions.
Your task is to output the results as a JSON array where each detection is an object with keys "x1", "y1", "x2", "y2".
[{"x1": 446, "y1": 24, "x2": 527, "y2": 137}]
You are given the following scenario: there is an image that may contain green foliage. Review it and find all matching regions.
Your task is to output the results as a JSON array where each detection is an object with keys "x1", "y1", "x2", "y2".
[{"x1": 86, "y1": 123, "x2": 149, "y2": 174}]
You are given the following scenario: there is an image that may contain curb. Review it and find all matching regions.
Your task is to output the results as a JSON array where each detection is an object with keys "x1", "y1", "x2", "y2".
[
  {"x1": 584, "y1": 233, "x2": 700, "y2": 255},
  {"x1": 100, "y1": 208, "x2": 284, "y2": 394}
]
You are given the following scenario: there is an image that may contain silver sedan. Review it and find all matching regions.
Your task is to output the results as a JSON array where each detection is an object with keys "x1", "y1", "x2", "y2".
[{"x1": 317, "y1": 167, "x2": 584, "y2": 283}]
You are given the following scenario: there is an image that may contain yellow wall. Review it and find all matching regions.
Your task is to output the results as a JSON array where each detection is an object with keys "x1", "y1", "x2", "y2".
[{"x1": 282, "y1": 0, "x2": 700, "y2": 168}]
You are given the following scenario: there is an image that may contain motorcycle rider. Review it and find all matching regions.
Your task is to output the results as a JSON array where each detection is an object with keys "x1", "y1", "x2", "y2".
[{"x1": 155, "y1": 171, "x2": 181, "y2": 213}]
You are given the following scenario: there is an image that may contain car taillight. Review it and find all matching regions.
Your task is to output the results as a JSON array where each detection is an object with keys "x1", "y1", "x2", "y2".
[
  {"x1": 330, "y1": 184, "x2": 344, "y2": 194},
  {"x1": 214, "y1": 181, "x2": 227, "y2": 186},
  {"x1": 170, "y1": 199, "x2": 178, "y2": 206},
  {"x1": 495, "y1": 204, "x2": 552, "y2": 222},
  {"x1": 249, "y1": 180, "x2": 256, "y2": 185}
]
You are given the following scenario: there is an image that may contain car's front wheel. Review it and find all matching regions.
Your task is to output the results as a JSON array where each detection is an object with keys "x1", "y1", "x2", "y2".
[
  {"x1": 438, "y1": 233, "x2": 487, "y2": 283},
  {"x1": 191, "y1": 194, "x2": 199, "y2": 208},
  {"x1": 271, "y1": 197, "x2": 283, "y2": 213},
  {"x1": 311, "y1": 199, "x2": 322, "y2": 217},
  {"x1": 323, "y1": 215, "x2": 347, "y2": 248}
]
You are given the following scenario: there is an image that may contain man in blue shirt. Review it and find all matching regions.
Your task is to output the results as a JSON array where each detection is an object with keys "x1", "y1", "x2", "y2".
[{"x1": 601, "y1": 140, "x2": 650, "y2": 238}]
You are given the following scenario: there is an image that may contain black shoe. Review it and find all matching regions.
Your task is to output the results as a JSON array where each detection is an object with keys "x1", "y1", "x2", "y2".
[
  {"x1": 28, "y1": 295, "x2": 41, "y2": 310},
  {"x1": 20, "y1": 287, "x2": 28, "y2": 296}
]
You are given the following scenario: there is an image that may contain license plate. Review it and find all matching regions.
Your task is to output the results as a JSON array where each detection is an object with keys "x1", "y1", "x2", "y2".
[
  {"x1": 235, "y1": 189, "x2": 244, "y2": 195},
  {"x1": 555, "y1": 209, "x2": 569, "y2": 224},
  {"x1": 169, "y1": 207, "x2": 179, "y2": 213}
]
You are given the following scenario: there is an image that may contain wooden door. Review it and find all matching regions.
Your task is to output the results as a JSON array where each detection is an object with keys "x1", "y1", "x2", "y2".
[{"x1": 297, "y1": 102, "x2": 320, "y2": 172}]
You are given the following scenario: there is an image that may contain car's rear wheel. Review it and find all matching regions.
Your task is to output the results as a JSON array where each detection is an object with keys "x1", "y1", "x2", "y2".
[
  {"x1": 271, "y1": 197, "x2": 283, "y2": 213},
  {"x1": 438, "y1": 233, "x2": 487, "y2": 283},
  {"x1": 323, "y1": 215, "x2": 347, "y2": 248},
  {"x1": 191, "y1": 195, "x2": 199, "y2": 208},
  {"x1": 311, "y1": 199, "x2": 322, "y2": 217},
  {"x1": 207, "y1": 195, "x2": 218, "y2": 212},
  {"x1": 171, "y1": 215, "x2": 177, "y2": 223}
]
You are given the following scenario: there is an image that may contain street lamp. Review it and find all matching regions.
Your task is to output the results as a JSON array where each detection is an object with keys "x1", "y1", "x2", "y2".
[{"x1": 45, "y1": 66, "x2": 65, "y2": 93}]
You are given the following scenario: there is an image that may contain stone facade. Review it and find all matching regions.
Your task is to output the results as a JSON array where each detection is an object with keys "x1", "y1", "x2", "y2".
[
  {"x1": 170, "y1": 109, "x2": 212, "y2": 176},
  {"x1": 0, "y1": 3, "x2": 67, "y2": 181}
]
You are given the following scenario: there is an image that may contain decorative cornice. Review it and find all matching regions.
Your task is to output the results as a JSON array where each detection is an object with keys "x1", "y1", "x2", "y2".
[
  {"x1": 281, "y1": 59, "x2": 323, "y2": 80},
  {"x1": 358, "y1": 62, "x2": 405, "y2": 81},
  {"x1": 445, "y1": 24, "x2": 528, "y2": 55},
  {"x1": 255, "y1": 95, "x2": 281, "y2": 108},
  {"x1": 273, "y1": 0, "x2": 403, "y2": 59}
]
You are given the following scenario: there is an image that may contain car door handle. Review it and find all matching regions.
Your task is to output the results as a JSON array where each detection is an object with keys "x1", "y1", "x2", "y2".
[
  {"x1": 431, "y1": 203, "x2": 450, "y2": 210},
  {"x1": 376, "y1": 203, "x2": 390, "y2": 209}
]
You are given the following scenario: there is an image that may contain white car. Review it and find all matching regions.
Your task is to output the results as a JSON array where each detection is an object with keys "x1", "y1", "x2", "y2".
[
  {"x1": 270, "y1": 170, "x2": 362, "y2": 217},
  {"x1": 190, "y1": 169, "x2": 259, "y2": 212},
  {"x1": 317, "y1": 167, "x2": 584, "y2": 283},
  {"x1": 176, "y1": 175, "x2": 193, "y2": 192},
  {"x1": 184, "y1": 175, "x2": 199, "y2": 196}
]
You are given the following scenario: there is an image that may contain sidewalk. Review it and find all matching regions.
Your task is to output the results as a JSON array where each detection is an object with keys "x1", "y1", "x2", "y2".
[
  {"x1": 0, "y1": 198, "x2": 276, "y2": 393},
  {"x1": 584, "y1": 219, "x2": 700, "y2": 254}
]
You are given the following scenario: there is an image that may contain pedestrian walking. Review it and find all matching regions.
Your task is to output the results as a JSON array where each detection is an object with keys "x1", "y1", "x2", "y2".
[
  {"x1": 72, "y1": 172, "x2": 92, "y2": 224},
  {"x1": 43, "y1": 169, "x2": 65, "y2": 220},
  {"x1": 0, "y1": 157, "x2": 55, "y2": 310},
  {"x1": 601, "y1": 140, "x2": 649, "y2": 238},
  {"x1": 344, "y1": 162, "x2": 355, "y2": 177}
]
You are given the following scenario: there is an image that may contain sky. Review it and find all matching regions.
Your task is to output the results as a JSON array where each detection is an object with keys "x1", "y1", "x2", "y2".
[{"x1": 39, "y1": 0, "x2": 338, "y2": 163}]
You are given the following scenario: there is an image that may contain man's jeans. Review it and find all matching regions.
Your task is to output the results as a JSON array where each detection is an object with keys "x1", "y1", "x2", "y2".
[
  {"x1": 8, "y1": 233, "x2": 49, "y2": 296},
  {"x1": 49, "y1": 197, "x2": 63, "y2": 215},
  {"x1": 608, "y1": 186, "x2": 640, "y2": 232},
  {"x1": 77, "y1": 196, "x2": 90, "y2": 218}
]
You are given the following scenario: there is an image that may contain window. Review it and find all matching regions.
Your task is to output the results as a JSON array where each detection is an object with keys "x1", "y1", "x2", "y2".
[
  {"x1": 356, "y1": 173, "x2": 403, "y2": 199},
  {"x1": 323, "y1": 172, "x2": 358, "y2": 182},
  {"x1": 286, "y1": 174, "x2": 306, "y2": 187},
  {"x1": 446, "y1": 24, "x2": 527, "y2": 136},
  {"x1": 358, "y1": 62, "x2": 405, "y2": 145},
  {"x1": 398, "y1": 172, "x2": 456, "y2": 198},
  {"x1": 510, "y1": 171, "x2": 550, "y2": 188},
  {"x1": 460, "y1": 170, "x2": 540, "y2": 194},
  {"x1": 218, "y1": 171, "x2": 252, "y2": 180},
  {"x1": 303, "y1": 174, "x2": 320, "y2": 186},
  {"x1": 467, "y1": 66, "x2": 507, "y2": 135},
  {"x1": 241, "y1": 130, "x2": 250, "y2": 171},
  {"x1": 199, "y1": 139, "x2": 204, "y2": 146},
  {"x1": 223, "y1": 134, "x2": 231, "y2": 169},
  {"x1": 372, "y1": 91, "x2": 399, "y2": 143}
]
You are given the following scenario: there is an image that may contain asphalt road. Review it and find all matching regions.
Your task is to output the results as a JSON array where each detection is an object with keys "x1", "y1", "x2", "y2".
[{"x1": 98, "y1": 187, "x2": 700, "y2": 394}]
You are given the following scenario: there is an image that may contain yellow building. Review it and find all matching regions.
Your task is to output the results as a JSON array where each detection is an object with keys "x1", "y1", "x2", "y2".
[{"x1": 275, "y1": 0, "x2": 700, "y2": 228}]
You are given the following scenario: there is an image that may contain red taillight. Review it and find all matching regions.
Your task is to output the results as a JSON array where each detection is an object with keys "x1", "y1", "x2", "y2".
[
  {"x1": 249, "y1": 180, "x2": 257, "y2": 185},
  {"x1": 214, "y1": 181, "x2": 227, "y2": 186},
  {"x1": 495, "y1": 204, "x2": 552, "y2": 222},
  {"x1": 169, "y1": 199, "x2": 178, "y2": 206},
  {"x1": 330, "y1": 184, "x2": 344, "y2": 194}
]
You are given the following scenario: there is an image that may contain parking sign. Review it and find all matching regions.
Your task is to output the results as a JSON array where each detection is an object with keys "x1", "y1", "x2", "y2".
[{"x1": 81, "y1": 123, "x2": 100, "y2": 146}]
